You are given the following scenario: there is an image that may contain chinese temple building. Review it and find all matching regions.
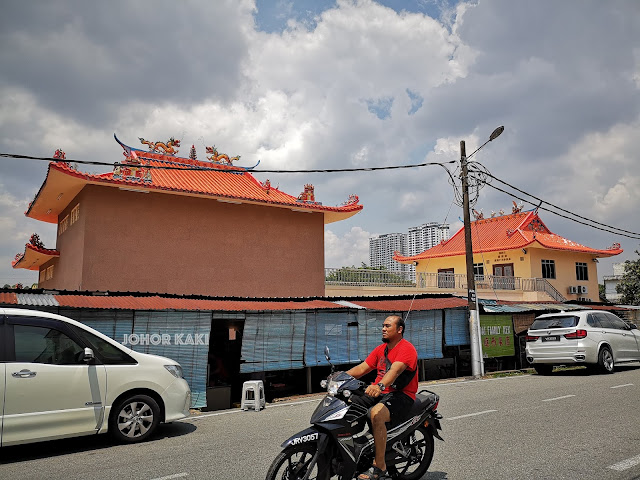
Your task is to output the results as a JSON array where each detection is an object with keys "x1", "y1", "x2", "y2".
[
  {"x1": 12, "y1": 135, "x2": 362, "y2": 297},
  {"x1": 394, "y1": 209, "x2": 623, "y2": 302}
]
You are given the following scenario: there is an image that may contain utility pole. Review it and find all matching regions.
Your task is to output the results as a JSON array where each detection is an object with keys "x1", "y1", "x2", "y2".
[
  {"x1": 460, "y1": 126, "x2": 503, "y2": 378},
  {"x1": 461, "y1": 141, "x2": 482, "y2": 378}
]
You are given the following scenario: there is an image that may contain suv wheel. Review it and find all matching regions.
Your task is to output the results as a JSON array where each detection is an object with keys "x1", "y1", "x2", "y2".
[
  {"x1": 534, "y1": 364, "x2": 553, "y2": 375},
  {"x1": 597, "y1": 347, "x2": 614, "y2": 374},
  {"x1": 110, "y1": 394, "x2": 161, "y2": 443}
]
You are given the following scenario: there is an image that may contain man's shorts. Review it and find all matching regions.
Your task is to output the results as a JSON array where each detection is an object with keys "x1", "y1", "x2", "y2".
[{"x1": 351, "y1": 390, "x2": 414, "y2": 427}]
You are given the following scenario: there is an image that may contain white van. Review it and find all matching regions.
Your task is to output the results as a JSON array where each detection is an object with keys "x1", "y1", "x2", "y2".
[{"x1": 0, "y1": 308, "x2": 191, "y2": 446}]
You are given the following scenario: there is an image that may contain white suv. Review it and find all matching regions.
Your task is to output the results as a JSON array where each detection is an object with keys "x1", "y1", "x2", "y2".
[
  {"x1": 1, "y1": 308, "x2": 191, "y2": 446},
  {"x1": 525, "y1": 310, "x2": 640, "y2": 375}
]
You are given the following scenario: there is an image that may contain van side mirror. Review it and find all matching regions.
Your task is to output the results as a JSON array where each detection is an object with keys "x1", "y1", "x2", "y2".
[
  {"x1": 83, "y1": 347, "x2": 95, "y2": 362},
  {"x1": 628, "y1": 323, "x2": 638, "y2": 330}
]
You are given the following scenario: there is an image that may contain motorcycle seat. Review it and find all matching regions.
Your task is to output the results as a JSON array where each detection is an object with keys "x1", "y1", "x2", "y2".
[{"x1": 407, "y1": 393, "x2": 434, "y2": 418}]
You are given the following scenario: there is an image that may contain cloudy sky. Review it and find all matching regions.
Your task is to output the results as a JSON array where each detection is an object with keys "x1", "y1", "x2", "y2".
[{"x1": 1, "y1": 0, "x2": 639, "y2": 288}]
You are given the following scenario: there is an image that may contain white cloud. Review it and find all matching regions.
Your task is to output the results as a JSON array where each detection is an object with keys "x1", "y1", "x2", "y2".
[
  {"x1": 2, "y1": 0, "x2": 640, "y2": 286},
  {"x1": 325, "y1": 226, "x2": 371, "y2": 267}
]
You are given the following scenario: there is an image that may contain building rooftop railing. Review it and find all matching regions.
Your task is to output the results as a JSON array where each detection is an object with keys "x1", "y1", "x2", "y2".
[{"x1": 325, "y1": 268, "x2": 567, "y2": 301}]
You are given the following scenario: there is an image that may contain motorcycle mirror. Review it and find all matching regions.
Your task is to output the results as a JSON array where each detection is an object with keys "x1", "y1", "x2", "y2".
[{"x1": 324, "y1": 346, "x2": 335, "y2": 373}]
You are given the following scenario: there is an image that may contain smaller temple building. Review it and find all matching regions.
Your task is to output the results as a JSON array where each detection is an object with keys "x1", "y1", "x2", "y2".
[
  {"x1": 394, "y1": 209, "x2": 623, "y2": 302},
  {"x1": 12, "y1": 136, "x2": 362, "y2": 297}
]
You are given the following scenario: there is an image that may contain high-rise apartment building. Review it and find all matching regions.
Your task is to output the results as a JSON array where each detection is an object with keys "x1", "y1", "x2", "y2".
[
  {"x1": 407, "y1": 222, "x2": 450, "y2": 256},
  {"x1": 369, "y1": 233, "x2": 408, "y2": 277},
  {"x1": 369, "y1": 222, "x2": 450, "y2": 280}
]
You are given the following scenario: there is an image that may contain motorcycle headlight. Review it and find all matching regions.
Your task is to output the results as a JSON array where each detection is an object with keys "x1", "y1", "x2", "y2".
[{"x1": 328, "y1": 379, "x2": 346, "y2": 395}]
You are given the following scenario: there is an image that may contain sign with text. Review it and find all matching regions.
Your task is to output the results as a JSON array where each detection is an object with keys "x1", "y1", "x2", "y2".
[{"x1": 480, "y1": 315, "x2": 515, "y2": 358}]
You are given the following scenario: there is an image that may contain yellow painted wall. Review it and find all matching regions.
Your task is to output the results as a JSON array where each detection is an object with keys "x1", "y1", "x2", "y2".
[{"x1": 413, "y1": 244, "x2": 601, "y2": 302}]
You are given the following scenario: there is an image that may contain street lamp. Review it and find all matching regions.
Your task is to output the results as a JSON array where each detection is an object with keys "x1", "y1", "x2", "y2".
[{"x1": 461, "y1": 126, "x2": 504, "y2": 378}]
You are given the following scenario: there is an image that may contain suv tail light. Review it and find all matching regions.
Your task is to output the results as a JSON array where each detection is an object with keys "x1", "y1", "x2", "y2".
[
  {"x1": 564, "y1": 329, "x2": 587, "y2": 339},
  {"x1": 525, "y1": 335, "x2": 539, "y2": 342}
]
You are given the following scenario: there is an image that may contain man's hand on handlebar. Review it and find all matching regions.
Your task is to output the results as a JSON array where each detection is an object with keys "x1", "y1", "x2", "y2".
[{"x1": 364, "y1": 383, "x2": 383, "y2": 398}]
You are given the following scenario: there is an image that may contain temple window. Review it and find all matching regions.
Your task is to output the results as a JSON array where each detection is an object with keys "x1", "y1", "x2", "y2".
[
  {"x1": 70, "y1": 204, "x2": 80, "y2": 225},
  {"x1": 39, "y1": 269, "x2": 46, "y2": 283},
  {"x1": 541, "y1": 259, "x2": 556, "y2": 279},
  {"x1": 576, "y1": 262, "x2": 588, "y2": 281},
  {"x1": 58, "y1": 215, "x2": 69, "y2": 235},
  {"x1": 45, "y1": 265, "x2": 54, "y2": 281}
]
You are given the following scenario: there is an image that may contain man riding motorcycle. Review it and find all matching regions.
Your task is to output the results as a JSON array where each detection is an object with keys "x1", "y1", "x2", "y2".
[{"x1": 346, "y1": 314, "x2": 418, "y2": 480}]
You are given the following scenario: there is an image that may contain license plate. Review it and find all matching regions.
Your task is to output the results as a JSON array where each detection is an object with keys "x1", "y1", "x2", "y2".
[{"x1": 542, "y1": 335, "x2": 560, "y2": 342}]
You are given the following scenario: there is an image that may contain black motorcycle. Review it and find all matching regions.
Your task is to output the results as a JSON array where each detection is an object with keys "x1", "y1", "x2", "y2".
[{"x1": 266, "y1": 348, "x2": 443, "y2": 480}]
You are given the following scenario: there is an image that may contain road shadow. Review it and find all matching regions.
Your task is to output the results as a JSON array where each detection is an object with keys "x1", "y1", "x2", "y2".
[
  {"x1": 421, "y1": 471, "x2": 448, "y2": 479},
  {"x1": 533, "y1": 364, "x2": 640, "y2": 376},
  {"x1": 0, "y1": 421, "x2": 196, "y2": 464}
]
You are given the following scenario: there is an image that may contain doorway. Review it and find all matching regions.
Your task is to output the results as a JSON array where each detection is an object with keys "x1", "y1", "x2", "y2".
[{"x1": 493, "y1": 263, "x2": 515, "y2": 289}]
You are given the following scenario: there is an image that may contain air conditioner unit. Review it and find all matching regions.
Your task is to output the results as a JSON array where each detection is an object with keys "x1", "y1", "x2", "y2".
[
  {"x1": 568, "y1": 286, "x2": 578, "y2": 294},
  {"x1": 580, "y1": 286, "x2": 588, "y2": 294}
]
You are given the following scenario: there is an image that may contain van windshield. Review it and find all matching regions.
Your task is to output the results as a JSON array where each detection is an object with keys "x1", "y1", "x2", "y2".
[{"x1": 531, "y1": 315, "x2": 579, "y2": 329}]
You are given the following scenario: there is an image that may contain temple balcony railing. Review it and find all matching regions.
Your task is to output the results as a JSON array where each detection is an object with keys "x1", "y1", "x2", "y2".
[{"x1": 324, "y1": 268, "x2": 567, "y2": 301}]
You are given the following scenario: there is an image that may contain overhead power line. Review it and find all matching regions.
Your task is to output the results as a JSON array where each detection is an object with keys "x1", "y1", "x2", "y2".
[
  {"x1": 2, "y1": 151, "x2": 636, "y2": 239},
  {"x1": 477, "y1": 170, "x2": 640, "y2": 236},
  {"x1": 481, "y1": 181, "x2": 640, "y2": 240},
  {"x1": 0, "y1": 152, "x2": 455, "y2": 173}
]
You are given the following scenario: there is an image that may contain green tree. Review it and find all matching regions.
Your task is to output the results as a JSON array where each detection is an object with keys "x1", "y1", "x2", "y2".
[
  {"x1": 616, "y1": 250, "x2": 640, "y2": 305},
  {"x1": 325, "y1": 263, "x2": 412, "y2": 285}
]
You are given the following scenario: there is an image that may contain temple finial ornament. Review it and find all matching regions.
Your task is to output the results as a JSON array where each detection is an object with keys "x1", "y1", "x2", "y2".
[
  {"x1": 298, "y1": 184, "x2": 316, "y2": 202},
  {"x1": 139, "y1": 137, "x2": 181, "y2": 155},
  {"x1": 512, "y1": 201, "x2": 523, "y2": 214},
  {"x1": 205, "y1": 145, "x2": 241, "y2": 165}
]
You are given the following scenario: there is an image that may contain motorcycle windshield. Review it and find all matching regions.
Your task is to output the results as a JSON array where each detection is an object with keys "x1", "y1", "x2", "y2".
[{"x1": 310, "y1": 395, "x2": 347, "y2": 424}]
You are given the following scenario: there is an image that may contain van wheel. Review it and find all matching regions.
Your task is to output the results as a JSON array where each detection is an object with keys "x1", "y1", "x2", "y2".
[
  {"x1": 534, "y1": 364, "x2": 553, "y2": 375},
  {"x1": 597, "y1": 347, "x2": 614, "y2": 374},
  {"x1": 109, "y1": 394, "x2": 160, "y2": 443}
]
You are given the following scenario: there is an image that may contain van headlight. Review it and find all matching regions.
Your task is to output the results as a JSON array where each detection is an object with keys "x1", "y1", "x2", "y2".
[{"x1": 165, "y1": 365, "x2": 184, "y2": 379}]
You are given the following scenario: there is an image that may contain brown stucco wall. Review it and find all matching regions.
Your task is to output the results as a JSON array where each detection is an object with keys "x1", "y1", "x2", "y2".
[
  {"x1": 39, "y1": 193, "x2": 87, "y2": 290},
  {"x1": 49, "y1": 185, "x2": 325, "y2": 297}
]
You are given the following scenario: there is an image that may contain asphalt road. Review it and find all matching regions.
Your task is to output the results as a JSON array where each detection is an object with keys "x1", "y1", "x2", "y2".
[{"x1": 2, "y1": 366, "x2": 640, "y2": 480}]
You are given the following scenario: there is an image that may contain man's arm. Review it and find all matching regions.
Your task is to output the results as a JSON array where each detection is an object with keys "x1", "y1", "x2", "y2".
[
  {"x1": 346, "y1": 361, "x2": 373, "y2": 379},
  {"x1": 364, "y1": 361, "x2": 407, "y2": 397}
]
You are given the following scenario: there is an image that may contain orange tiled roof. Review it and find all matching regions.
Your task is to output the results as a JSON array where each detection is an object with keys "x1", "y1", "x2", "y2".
[
  {"x1": 25, "y1": 147, "x2": 362, "y2": 225},
  {"x1": 12, "y1": 243, "x2": 60, "y2": 271},
  {"x1": 395, "y1": 211, "x2": 623, "y2": 262}
]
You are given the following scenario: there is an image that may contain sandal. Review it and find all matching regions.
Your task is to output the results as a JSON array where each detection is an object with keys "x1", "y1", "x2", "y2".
[{"x1": 357, "y1": 466, "x2": 390, "y2": 479}]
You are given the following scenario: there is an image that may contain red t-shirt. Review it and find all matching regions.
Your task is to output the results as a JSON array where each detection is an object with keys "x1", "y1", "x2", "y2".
[{"x1": 365, "y1": 338, "x2": 418, "y2": 400}]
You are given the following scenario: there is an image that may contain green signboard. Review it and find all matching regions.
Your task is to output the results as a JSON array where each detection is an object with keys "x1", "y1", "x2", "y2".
[{"x1": 480, "y1": 315, "x2": 515, "y2": 358}]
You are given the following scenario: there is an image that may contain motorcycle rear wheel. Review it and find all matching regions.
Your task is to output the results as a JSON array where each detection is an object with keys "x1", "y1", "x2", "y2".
[
  {"x1": 388, "y1": 425, "x2": 435, "y2": 480},
  {"x1": 266, "y1": 444, "x2": 336, "y2": 480}
]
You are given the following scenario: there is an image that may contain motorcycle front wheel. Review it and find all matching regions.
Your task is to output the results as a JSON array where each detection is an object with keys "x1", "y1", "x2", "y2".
[
  {"x1": 266, "y1": 444, "x2": 333, "y2": 480},
  {"x1": 388, "y1": 425, "x2": 435, "y2": 480}
]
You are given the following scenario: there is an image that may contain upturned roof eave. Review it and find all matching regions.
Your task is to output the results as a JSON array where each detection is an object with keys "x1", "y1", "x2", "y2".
[
  {"x1": 12, "y1": 244, "x2": 60, "y2": 271},
  {"x1": 25, "y1": 162, "x2": 363, "y2": 224}
]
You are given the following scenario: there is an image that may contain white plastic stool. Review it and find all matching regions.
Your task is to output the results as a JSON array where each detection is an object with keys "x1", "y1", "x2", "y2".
[{"x1": 241, "y1": 380, "x2": 265, "y2": 411}]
